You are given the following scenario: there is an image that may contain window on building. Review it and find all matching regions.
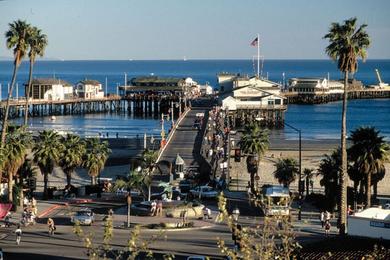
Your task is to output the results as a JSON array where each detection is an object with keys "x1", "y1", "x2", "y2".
[{"x1": 275, "y1": 99, "x2": 281, "y2": 105}]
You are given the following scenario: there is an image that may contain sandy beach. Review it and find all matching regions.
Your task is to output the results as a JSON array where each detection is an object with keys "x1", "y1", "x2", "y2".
[{"x1": 230, "y1": 137, "x2": 390, "y2": 196}]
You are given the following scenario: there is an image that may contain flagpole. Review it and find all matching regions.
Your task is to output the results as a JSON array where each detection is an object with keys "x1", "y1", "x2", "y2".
[{"x1": 257, "y1": 33, "x2": 260, "y2": 78}]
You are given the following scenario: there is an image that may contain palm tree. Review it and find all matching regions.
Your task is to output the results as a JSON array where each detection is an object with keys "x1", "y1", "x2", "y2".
[
  {"x1": 273, "y1": 158, "x2": 299, "y2": 188},
  {"x1": 3, "y1": 126, "x2": 32, "y2": 203},
  {"x1": 33, "y1": 130, "x2": 64, "y2": 199},
  {"x1": 317, "y1": 149, "x2": 341, "y2": 211},
  {"x1": 2, "y1": 20, "x2": 31, "y2": 145},
  {"x1": 24, "y1": 26, "x2": 48, "y2": 126},
  {"x1": 83, "y1": 138, "x2": 111, "y2": 185},
  {"x1": 348, "y1": 126, "x2": 389, "y2": 208},
  {"x1": 239, "y1": 123, "x2": 269, "y2": 192},
  {"x1": 324, "y1": 17, "x2": 370, "y2": 235},
  {"x1": 59, "y1": 134, "x2": 86, "y2": 187},
  {"x1": 141, "y1": 149, "x2": 158, "y2": 201},
  {"x1": 114, "y1": 170, "x2": 150, "y2": 200},
  {"x1": 303, "y1": 168, "x2": 315, "y2": 197}
]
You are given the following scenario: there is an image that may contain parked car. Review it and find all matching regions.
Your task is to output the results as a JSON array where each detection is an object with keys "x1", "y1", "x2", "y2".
[
  {"x1": 71, "y1": 208, "x2": 94, "y2": 225},
  {"x1": 187, "y1": 256, "x2": 206, "y2": 260},
  {"x1": 190, "y1": 186, "x2": 218, "y2": 198},
  {"x1": 165, "y1": 201, "x2": 205, "y2": 218},
  {"x1": 131, "y1": 202, "x2": 154, "y2": 216}
]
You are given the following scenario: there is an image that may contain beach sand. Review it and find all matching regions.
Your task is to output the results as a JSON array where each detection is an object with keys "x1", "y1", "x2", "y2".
[{"x1": 230, "y1": 138, "x2": 390, "y2": 195}]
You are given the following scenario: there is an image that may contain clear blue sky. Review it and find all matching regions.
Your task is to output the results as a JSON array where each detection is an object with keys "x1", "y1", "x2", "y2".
[{"x1": 0, "y1": 0, "x2": 389, "y2": 60}]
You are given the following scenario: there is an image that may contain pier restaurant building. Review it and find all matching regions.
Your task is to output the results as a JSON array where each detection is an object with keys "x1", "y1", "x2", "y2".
[
  {"x1": 76, "y1": 79, "x2": 104, "y2": 99},
  {"x1": 27, "y1": 78, "x2": 74, "y2": 101}
]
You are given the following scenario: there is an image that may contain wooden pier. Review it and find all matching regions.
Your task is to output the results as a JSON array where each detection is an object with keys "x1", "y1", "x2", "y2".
[
  {"x1": 0, "y1": 94, "x2": 187, "y2": 119},
  {"x1": 284, "y1": 89, "x2": 390, "y2": 104}
]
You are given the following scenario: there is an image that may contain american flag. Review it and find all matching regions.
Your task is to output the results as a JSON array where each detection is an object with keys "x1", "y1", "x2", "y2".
[{"x1": 250, "y1": 37, "x2": 259, "y2": 47}]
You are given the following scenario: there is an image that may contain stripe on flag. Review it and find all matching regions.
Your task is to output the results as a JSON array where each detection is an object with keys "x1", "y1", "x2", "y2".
[{"x1": 250, "y1": 37, "x2": 258, "y2": 47}]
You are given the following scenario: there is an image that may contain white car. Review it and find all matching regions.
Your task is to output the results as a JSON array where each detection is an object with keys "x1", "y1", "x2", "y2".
[
  {"x1": 190, "y1": 186, "x2": 218, "y2": 198},
  {"x1": 71, "y1": 208, "x2": 94, "y2": 226}
]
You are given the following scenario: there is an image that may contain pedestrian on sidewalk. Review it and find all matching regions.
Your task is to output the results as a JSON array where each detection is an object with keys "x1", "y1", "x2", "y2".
[
  {"x1": 15, "y1": 224, "x2": 22, "y2": 245},
  {"x1": 324, "y1": 220, "x2": 331, "y2": 236},
  {"x1": 5, "y1": 211, "x2": 11, "y2": 227},
  {"x1": 325, "y1": 210, "x2": 331, "y2": 222},
  {"x1": 202, "y1": 207, "x2": 212, "y2": 219},
  {"x1": 156, "y1": 200, "x2": 163, "y2": 217},
  {"x1": 47, "y1": 218, "x2": 56, "y2": 235},
  {"x1": 320, "y1": 211, "x2": 325, "y2": 228},
  {"x1": 150, "y1": 200, "x2": 157, "y2": 216}
]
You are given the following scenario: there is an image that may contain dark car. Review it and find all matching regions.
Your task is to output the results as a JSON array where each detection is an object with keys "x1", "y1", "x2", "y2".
[
  {"x1": 151, "y1": 189, "x2": 182, "y2": 200},
  {"x1": 131, "y1": 202, "x2": 153, "y2": 216}
]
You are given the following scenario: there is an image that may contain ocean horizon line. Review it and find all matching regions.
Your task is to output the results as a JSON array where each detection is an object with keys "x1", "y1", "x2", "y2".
[{"x1": 1, "y1": 58, "x2": 390, "y2": 62}]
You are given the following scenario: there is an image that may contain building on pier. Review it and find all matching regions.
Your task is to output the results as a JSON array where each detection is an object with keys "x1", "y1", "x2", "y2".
[
  {"x1": 27, "y1": 78, "x2": 74, "y2": 101},
  {"x1": 76, "y1": 79, "x2": 104, "y2": 99},
  {"x1": 119, "y1": 76, "x2": 200, "y2": 98},
  {"x1": 217, "y1": 73, "x2": 287, "y2": 127}
]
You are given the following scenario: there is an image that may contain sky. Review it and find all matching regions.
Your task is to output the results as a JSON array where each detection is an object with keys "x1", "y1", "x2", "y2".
[{"x1": 0, "y1": 0, "x2": 389, "y2": 60}]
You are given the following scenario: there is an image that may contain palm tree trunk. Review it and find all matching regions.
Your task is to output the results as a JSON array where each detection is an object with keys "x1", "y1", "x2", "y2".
[
  {"x1": 19, "y1": 174, "x2": 24, "y2": 208},
  {"x1": 8, "y1": 173, "x2": 13, "y2": 203},
  {"x1": 1, "y1": 63, "x2": 19, "y2": 145},
  {"x1": 66, "y1": 170, "x2": 72, "y2": 187},
  {"x1": 24, "y1": 59, "x2": 34, "y2": 126},
  {"x1": 366, "y1": 173, "x2": 371, "y2": 208},
  {"x1": 43, "y1": 172, "x2": 48, "y2": 200},
  {"x1": 339, "y1": 72, "x2": 349, "y2": 235},
  {"x1": 91, "y1": 176, "x2": 96, "y2": 185},
  {"x1": 373, "y1": 182, "x2": 378, "y2": 200},
  {"x1": 306, "y1": 176, "x2": 310, "y2": 197}
]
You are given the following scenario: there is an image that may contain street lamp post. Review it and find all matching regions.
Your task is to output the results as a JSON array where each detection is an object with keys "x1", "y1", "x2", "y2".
[
  {"x1": 283, "y1": 122, "x2": 302, "y2": 194},
  {"x1": 127, "y1": 194, "x2": 132, "y2": 228}
]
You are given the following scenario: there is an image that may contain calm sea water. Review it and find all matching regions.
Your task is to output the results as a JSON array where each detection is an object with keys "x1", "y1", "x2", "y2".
[{"x1": 1, "y1": 59, "x2": 389, "y2": 140}]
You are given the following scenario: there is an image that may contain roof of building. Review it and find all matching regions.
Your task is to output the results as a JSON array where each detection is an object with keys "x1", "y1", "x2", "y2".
[
  {"x1": 353, "y1": 207, "x2": 390, "y2": 221},
  {"x1": 130, "y1": 76, "x2": 184, "y2": 85},
  {"x1": 289, "y1": 77, "x2": 324, "y2": 82},
  {"x1": 78, "y1": 79, "x2": 101, "y2": 86},
  {"x1": 29, "y1": 78, "x2": 72, "y2": 86},
  {"x1": 119, "y1": 85, "x2": 182, "y2": 92},
  {"x1": 233, "y1": 85, "x2": 285, "y2": 99}
]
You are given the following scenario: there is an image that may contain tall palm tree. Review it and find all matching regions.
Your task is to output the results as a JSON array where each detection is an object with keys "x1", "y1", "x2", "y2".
[
  {"x1": 141, "y1": 149, "x2": 158, "y2": 201},
  {"x1": 2, "y1": 20, "x2": 31, "y2": 145},
  {"x1": 239, "y1": 123, "x2": 269, "y2": 192},
  {"x1": 24, "y1": 26, "x2": 48, "y2": 125},
  {"x1": 59, "y1": 134, "x2": 86, "y2": 187},
  {"x1": 3, "y1": 126, "x2": 32, "y2": 203},
  {"x1": 33, "y1": 130, "x2": 64, "y2": 199},
  {"x1": 317, "y1": 149, "x2": 341, "y2": 211},
  {"x1": 114, "y1": 170, "x2": 150, "y2": 200},
  {"x1": 324, "y1": 17, "x2": 370, "y2": 235},
  {"x1": 273, "y1": 158, "x2": 299, "y2": 188},
  {"x1": 348, "y1": 126, "x2": 389, "y2": 208},
  {"x1": 303, "y1": 168, "x2": 315, "y2": 197},
  {"x1": 83, "y1": 138, "x2": 111, "y2": 185}
]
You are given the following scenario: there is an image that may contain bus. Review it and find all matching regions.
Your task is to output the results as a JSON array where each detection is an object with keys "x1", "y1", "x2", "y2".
[{"x1": 260, "y1": 185, "x2": 290, "y2": 216}]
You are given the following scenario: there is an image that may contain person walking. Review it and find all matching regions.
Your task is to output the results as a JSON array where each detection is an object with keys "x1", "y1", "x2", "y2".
[
  {"x1": 150, "y1": 200, "x2": 157, "y2": 216},
  {"x1": 320, "y1": 211, "x2": 325, "y2": 228},
  {"x1": 202, "y1": 207, "x2": 212, "y2": 220},
  {"x1": 325, "y1": 211, "x2": 331, "y2": 222},
  {"x1": 47, "y1": 218, "x2": 55, "y2": 235},
  {"x1": 324, "y1": 220, "x2": 331, "y2": 237},
  {"x1": 156, "y1": 200, "x2": 163, "y2": 217},
  {"x1": 15, "y1": 224, "x2": 22, "y2": 245}
]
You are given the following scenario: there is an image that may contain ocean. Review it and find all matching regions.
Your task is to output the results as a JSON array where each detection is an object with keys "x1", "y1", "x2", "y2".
[{"x1": 0, "y1": 59, "x2": 389, "y2": 140}]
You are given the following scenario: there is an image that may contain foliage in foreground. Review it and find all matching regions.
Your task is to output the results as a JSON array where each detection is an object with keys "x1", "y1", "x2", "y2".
[
  {"x1": 216, "y1": 193, "x2": 300, "y2": 260},
  {"x1": 73, "y1": 216, "x2": 169, "y2": 260}
]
